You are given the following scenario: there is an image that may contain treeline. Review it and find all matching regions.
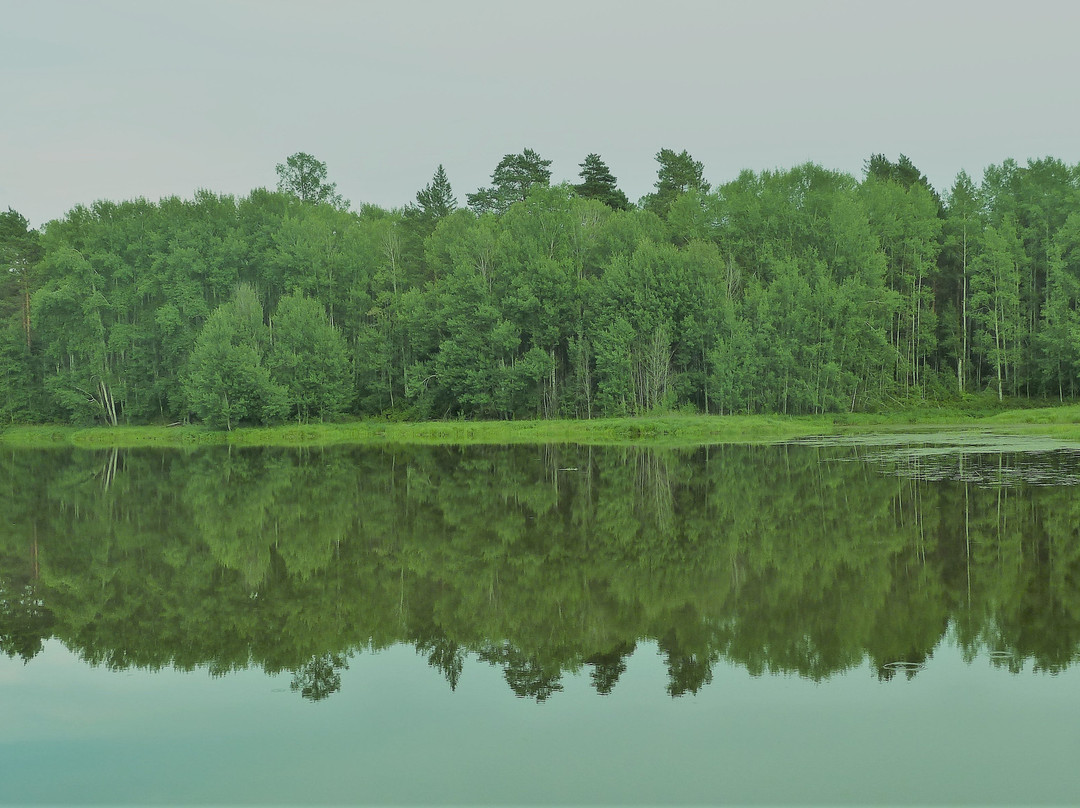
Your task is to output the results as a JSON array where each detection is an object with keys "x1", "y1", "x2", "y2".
[
  {"x1": 3, "y1": 445, "x2": 1078, "y2": 698},
  {"x1": 2, "y1": 149, "x2": 1080, "y2": 426}
]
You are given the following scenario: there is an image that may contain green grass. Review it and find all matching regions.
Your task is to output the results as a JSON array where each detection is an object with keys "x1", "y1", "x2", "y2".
[{"x1": 2, "y1": 405, "x2": 1078, "y2": 449}]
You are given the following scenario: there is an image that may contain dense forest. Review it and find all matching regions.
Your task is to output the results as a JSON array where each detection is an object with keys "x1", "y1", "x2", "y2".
[
  {"x1": 3, "y1": 149, "x2": 1080, "y2": 427},
  {"x1": 3, "y1": 444, "x2": 1078, "y2": 699}
]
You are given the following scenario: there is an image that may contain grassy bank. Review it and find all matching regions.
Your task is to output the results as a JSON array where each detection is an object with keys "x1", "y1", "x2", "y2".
[{"x1": 2, "y1": 404, "x2": 1078, "y2": 449}]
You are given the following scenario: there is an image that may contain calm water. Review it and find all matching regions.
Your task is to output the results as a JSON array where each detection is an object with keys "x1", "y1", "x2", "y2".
[{"x1": 2, "y1": 436, "x2": 1080, "y2": 804}]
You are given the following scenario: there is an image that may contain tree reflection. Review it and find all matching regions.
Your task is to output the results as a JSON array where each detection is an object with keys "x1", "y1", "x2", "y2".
[
  {"x1": 2, "y1": 443, "x2": 1080, "y2": 700},
  {"x1": 290, "y1": 653, "x2": 348, "y2": 701},
  {"x1": 585, "y1": 642, "x2": 635, "y2": 696}
]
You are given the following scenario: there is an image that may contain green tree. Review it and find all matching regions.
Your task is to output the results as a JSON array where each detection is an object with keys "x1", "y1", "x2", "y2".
[
  {"x1": 275, "y1": 152, "x2": 348, "y2": 209},
  {"x1": 0, "y1": 208, "x2": 43, "y2": 348},
  {"x1": 268, "y1": 292, "x2": 351, "y2": 422},
  {"x1": 31, "y1": 244, "x2": 121, "y2": 424},
  {"x1": 573, "y1": 153, "x2": 630, "y2": 211},
  {"x1": 413, "y1": 164, "x2": 457, "y2": 220},
  {"x1": 1040, "y1": 213, "x2": 1080, "y2": 398},
  {"x1": 184, "y1": 285, "x2": 286, "y2": 429},
  {"x1": 970, "y1": 221, "x2": 1023, "y2": 400},
  {"x1": 467, "y1": 148, "x2": 552, "y2": 215},
  {"x1": 861, "y1": 174, "x2": 942, "y2": 393},
  {"x1": 942, "y1": 171, "x2": 984, "y2": 393},
  {"x1": 865, "y1": 153, "x2": 942, "y2": 209},
  {"x1": 641, "y1": 148, "x2": 710, "y2": 218},
  {"x1": 401, "y1": 165, "x2": 458, "y2": 285}
]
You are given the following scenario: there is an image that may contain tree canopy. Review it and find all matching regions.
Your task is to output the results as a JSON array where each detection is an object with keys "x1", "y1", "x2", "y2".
[
  {"x1": 276, "y1": 152, "x2": 348, "y2": 209},
  {"x1": 467, "y1": 148, "x2": 552, "y2": 215},
  {"x1": 641, "y1": 148, "x2": 710, "y2": 216},
  {"x1": 4, "y1": 148, "x2": 1080, "y2": 427},
  {"x1": 574, "y1": 153, "x2": 630, "y2": 210}
]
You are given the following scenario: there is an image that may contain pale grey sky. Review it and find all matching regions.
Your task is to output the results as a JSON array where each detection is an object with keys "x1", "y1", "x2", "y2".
[{"x1": 3, "y1": 0, "x2": 1079, "y2": 228}]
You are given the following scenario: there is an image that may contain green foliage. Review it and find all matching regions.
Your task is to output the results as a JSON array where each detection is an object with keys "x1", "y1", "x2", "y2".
[
  {"x1": 4, "y1": 441, "x2": 1080, "y2": 698},
  {"x1": 412, "y1": 164, "x2": 456, "y2": 219},
  {"x1": 275, "y1": 152, "x2": 348, "y2": 209},
  {"x1": 641, "y1": 148, "x2": 710, "y2": 217},
  {"x1": 467, "y1": 148, "x2": 552, "y2": 215},
  {"x1": 185, "y1": 285, "x2": 287, "y2": 429},
  {"x1": 865, "y1": 153, "x2": 942, "y2": 208},
  {"x1": 0, "y1": 321, "x2": 39, "y2": 422},
  {"x1": 970, "y1": 220, "x2": 1024, "y2": 399},
  {"x1": 7, "y1": 150, "x2": 1080, "y2": 427},
  {"x1": 268, "y1": 292, "x2": 351, "y2": 422},
  {"x1": 573, "y1": 153, "x2": 630, "y2": 211}
]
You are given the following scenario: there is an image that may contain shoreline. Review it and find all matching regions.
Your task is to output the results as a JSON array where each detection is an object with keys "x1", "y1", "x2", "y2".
[{"x1": 3, "y1": 406, "x2": 1079, "y2": 449}]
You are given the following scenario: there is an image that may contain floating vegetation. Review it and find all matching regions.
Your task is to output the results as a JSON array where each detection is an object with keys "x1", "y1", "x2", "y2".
[{"x1": 793, "y1": 431, "x2": 1080, "y2": 487}]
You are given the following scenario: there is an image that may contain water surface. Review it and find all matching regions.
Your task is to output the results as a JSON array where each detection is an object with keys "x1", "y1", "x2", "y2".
[{"x1": 2, "y1": 437, "x2": 1079, "y2": 803}]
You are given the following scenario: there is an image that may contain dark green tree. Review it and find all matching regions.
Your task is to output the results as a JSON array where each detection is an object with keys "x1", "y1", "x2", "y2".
[
  {"x1": 467, "y1": 148, "x2": 552, "y2": 215},
  {"x1": 401, "y1": 165, "x2": 458, "y2": 282},
  {"x1": 865, "y1": 153, "x2": 943, "y2": 210},
  {"x1": 413, "y1": 164, "x2": 457, "y2": 219},
  {"x1": 641, "y1": 148, "x2": 710, "y2": 217},
  {"x1": 0, "y1": 208, "x2": 43, "y2": 348},
  {"x1": 573, "y1": 153, "x2": 630, "y2": 210}
]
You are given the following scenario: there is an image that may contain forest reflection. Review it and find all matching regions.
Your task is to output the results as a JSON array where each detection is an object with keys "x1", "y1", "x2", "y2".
[{"x1": 2, "y1": 442, "x2": 1079, "y2": 701}]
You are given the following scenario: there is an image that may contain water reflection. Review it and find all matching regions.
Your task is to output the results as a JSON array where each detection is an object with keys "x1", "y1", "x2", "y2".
[
  {"x1": 796, "y1": 431, "x2": 1080, "y2": 486},
  {"x1": 2, "y1": 440, "x2": 1079, "y2": 700}
]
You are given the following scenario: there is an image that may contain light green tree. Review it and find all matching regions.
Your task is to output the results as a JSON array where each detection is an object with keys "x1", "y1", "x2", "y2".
[
  {"x1": 942, "y1": 171, "x2": 983, "y2": 392},
  {"x1": 268, "y1": 292, "x2": 351, "y2": 422},
  {"x1": 185, "y1": 284, "x2": 286, "y2": 429},
  {"x1": 275, "y1": 152, "x2": 348, "y2": 209},
  {"x1": 970, "y1": 221, "x2": 1023, "y2": 400}
]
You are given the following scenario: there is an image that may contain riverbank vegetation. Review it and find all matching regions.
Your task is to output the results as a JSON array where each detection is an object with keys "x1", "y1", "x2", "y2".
[
  {"x1": 3, "y1": 149, "x2": 1080, "y2": 429},
  {"x1": 4, "y1": 404, "x2": 1080, "y2": 448}
]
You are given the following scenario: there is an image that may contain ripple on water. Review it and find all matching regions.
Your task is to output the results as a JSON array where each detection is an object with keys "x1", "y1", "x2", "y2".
[{"x1": 789, "y1": 431, "x2": 1080, "y2": 487}]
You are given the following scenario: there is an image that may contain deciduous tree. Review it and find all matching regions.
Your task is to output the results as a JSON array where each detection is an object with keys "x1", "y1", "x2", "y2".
[
  {"x1": 185, "y1": 285, "x2": 286, "y2": 429},
  {"x1": 275, "y1": 152, "x2": 348, "y2": 209}
]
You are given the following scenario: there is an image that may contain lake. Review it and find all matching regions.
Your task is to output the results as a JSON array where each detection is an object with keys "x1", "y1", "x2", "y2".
[{"x1": 2, "y1": 435, "x2": 1079, "y2": 804}]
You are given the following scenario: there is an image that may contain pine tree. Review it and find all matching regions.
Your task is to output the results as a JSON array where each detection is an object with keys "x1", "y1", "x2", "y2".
[
  {"x1": 415, "y1": 164, "x2": 456, "y2": 218},
  {"x1": 467, "y1": 148, "x2": 552, "y2": 215},
  {"x1": 573, "y1": 153, "x2": 630, "y2": 210},
  {"x1": 865, "y1": 153, "x2": 942, "y2": 210},
  {"x1": 641, "y1": 149, "x2": 710, "y2": 217}
]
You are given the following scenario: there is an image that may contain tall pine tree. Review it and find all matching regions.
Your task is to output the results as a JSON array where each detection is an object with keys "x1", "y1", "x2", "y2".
[{"x1": 574, "y1": 154, "x2": 630, "y2": 210}]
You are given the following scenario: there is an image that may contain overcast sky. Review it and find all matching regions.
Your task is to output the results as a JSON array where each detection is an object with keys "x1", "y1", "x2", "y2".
[{"x1": 3, "y1": 0, "x2": 1079, "y2": 228}]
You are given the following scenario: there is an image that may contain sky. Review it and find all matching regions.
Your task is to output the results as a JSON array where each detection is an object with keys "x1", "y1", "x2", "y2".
[{"x1": 3, "y1": 0, "x2": 1079, "y2": 228}]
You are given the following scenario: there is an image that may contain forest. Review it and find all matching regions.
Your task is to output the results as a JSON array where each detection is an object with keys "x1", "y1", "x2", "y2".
[{"x1": 3, "y1": 149, "x2": 1080, "y2": 427}]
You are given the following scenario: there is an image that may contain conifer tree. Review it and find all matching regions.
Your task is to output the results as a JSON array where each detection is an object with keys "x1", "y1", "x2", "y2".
[
  {"x1": 414, "y1": 164, "x2": 457, "y2": 219},
  {"x1": 467, "y1": 148, "x2": 552, "y2": 215},
  {"x1": 574, "y1": 153, "x2": 630, "y2": 210},
  {"x1": 641, "y1": 149, "x2": 710, "y2": 217}
]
